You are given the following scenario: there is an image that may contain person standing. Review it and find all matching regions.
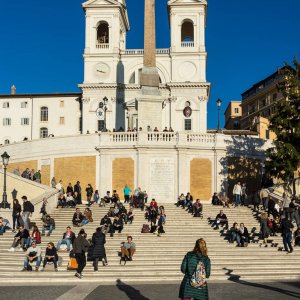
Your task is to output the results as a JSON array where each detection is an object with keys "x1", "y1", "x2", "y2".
[
  {"x1": 12, "y1": 199, "x2": 22, "y2": 232},
  {"x1": 91, "y1": 227, "x2": 107, "y2": 271},
  {"x1": 123, "y1": 184, "x2": 132, "y2": 204},
  {"x1": 22, "y1": 196, "x2": 34, "y2": 230},
  {"x1": 179, "y1": 238, "x2": 211, "y2": 300},
  {"x1": 241, "y1": 183, "x2": 247, "y2": 206},
  {"x1": 74, "y1": 181, "x2": 82, "y2": 205},
  {"x1": 233, "y1": 182, "x2": 242, "y2": 207},
  {"x1": 73, "y1": 229, "x2": 90, "y2": 279},
  {"x1": 85, "y1": 184, "x2": 94, "y2": 205},
  {"x1": 51, "y1": 177, "x2": 57, "y2": 188},
  {"x1": 281, "y1": 215, "x2": 294, "y2": 253},
  {"x1": 260, "y1": 188, "x2": 269, "y2": 210}
]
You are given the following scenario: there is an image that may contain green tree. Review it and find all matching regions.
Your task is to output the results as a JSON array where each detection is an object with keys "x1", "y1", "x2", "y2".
[{"x1": 265, "y1": 59, "x2": 300, "y2": 192}]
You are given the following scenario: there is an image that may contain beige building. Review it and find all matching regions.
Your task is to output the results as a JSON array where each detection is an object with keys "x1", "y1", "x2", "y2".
[
  {"x1": 239, "y1": 68, "x2": 284, "y2": 139},
  {"x1": 224, "y1": 101, "x2": 242, "y2": 130}
]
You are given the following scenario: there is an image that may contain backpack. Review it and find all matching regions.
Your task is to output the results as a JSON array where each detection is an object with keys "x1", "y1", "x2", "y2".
[
  {"x1": 190, "y1": 260, "x2": 207, "y2": 289},
  {"x1": 28, "y1": 202, "x2": 35, "y2": 213},
  {"x1": 141, "y1": 224, "x2": 150, "y2": 233}
]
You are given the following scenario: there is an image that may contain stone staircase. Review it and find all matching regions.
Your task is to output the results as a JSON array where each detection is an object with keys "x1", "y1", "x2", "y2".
[{"x1": 0, "y1": 203, "x2": 299, "y2": 283}]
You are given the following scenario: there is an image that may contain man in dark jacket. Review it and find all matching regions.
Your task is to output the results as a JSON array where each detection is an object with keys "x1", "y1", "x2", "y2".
[
  {"x1": 213, "y1": 210, "x2": 228, "y2": 230},
  {"x1": 281, "y1": 216, "x2": 294, "y2": 253},
  {"x1": 100, "y1": 215, "x2": 113, "y2": 235},
  {"x1": 22, "y1": 196, "x2": 34, "y2": 230},
  {"x1": 72, "y1": 208, "x2": 84, "y2": 226},
  {"x1": 42, "y1": 215, "x2": 55, "y2": 236},
  {"x1": 57, "y1": 226, "x2": 76, "y2": 251},
  {"x1": 74, "y1": 181, "x2": 82, "y2": 204},
  {"x1": 73, "y1": 229, "x2": 90, "y2": 279},
  {"x1": 9, "y1": 225, "x2": 29, "y2": 251}
]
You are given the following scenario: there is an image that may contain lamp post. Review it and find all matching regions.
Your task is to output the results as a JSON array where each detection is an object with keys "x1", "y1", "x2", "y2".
[
  {"x1": 1, "y1": 151, "x2": 10, "y2": 209},
  {"x1": 103, "y1": 96, "x2": 108, "y2": 132},
  {"x1": 217, "y1": 98, "x2": 222, "y2": 132}
]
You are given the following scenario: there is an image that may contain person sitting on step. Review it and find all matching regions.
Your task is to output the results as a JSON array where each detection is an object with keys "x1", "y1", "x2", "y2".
[
  {"x1": 42, "y1": 215, "x2": 55, "y2": 237},
  {"x1": 41, "y1": 242, "x2": 58, "y2": 272},
  {"x1": 72, "y1": 208, "x2": 84, "y2": 227},
  {"x1": 9, "y1": 225, "x2": 30, "y2": 251},
  {"x1": 22, "y1": 240, "x2": 42, "y2": 271},
  {"x1": 176, "y1": 193, "x2": 185, "y2": 207},
  {"x1": 66, "y1": 192, "x2": 76, "y2": 208},
  {"x1": 229, "y1": 222, "x2": 241, "y2": 246},
  {"x1": 103, "y1": 191, "x2": 112, "y2": 205},
  {"x1": 150, "y1": 198, "x2": 158, "y2": 211},
  {"x1": 150, "y1": 214, "x2": 165, "y2": 236},
  {"x1": 185, "y1": 192, "x2": 193, "y2": 209},
  {"x1": 27, "y1": 225, "x2": 41, "y2": 247},
  {"x1": 80, "y1": 208, "x2": 93, "y2": 226},
  {"x1": 57, "y1": 193, "x2": 66, "y2": 208},
  {"x1": 0, "y1": 217, "x2": 7, "y2": 235},
  {"x1": 111, "y1": 190, "x2": 120, "y2": 204},
  {"x1": 192, "y1": 199, "x2": 203, "y2": 218},
  {"x1": 100, "y1": 215, "x2": 113, "y2": 235},
  {"x1": 212, "y1": 210, "x2": 228, "y2": 230},
  {"x1": 239, "y1": 223, "x2": 249, "y2": 247},
  {"x1": 219, "y1": 192, "x2": 230, "y2": 208},
  {"x1": 211, "y1": 192, "x2": 221, "y2": 206},
  {"x1": 120, "y1": 236, "x2": 136, "y2": 263},
  {"x1": 112, "y1": 215, "x2": 124, "y2": 235},
  {"x1": 57, "y1": 226, "x2": 76, "y2": 251},
  {"x1": 127, "y1": 208, "x2": 135, "y2": 224}
]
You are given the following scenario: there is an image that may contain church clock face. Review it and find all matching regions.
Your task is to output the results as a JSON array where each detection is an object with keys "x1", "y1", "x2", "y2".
[{"x1": 94, "y1": 63, "x2": 110, "y2": 79}]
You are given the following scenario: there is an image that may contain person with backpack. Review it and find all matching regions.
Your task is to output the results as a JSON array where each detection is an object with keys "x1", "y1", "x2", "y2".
[
  {"x1": 179, "y1": 238, "x2": 211, "y2": 300},
  {"x1": 21, "y1": 196, "x2": 34, "y2": 230}
]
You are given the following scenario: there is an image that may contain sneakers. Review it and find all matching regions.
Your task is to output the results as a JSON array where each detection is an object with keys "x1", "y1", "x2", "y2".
[
  {"x1": 74, "y1": 272, "x2": 82, "y2": 279},
  {"x1": 8, "y1": 247, "x2": 15, "y2": 252},
  {"x1": 55, "y1": 268, "x2": 58, "y2": 272},
  {"x1": 21, "y1": 268, "x2": 27, "y2": 272},
  {"x1": 18, "y1": 248, "x2": 24, "y2": 252},
  {"x1": 35, "y1": 267, "x2": 39, "y2": 272}
]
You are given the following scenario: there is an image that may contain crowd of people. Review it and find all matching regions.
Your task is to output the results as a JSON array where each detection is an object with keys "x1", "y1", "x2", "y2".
[
  {"x1": 13, "y1": 168, "x2": 42, "y2": 183},
  {"x1": 176, "y1": 193, "x2": 203, "y2": 218}
]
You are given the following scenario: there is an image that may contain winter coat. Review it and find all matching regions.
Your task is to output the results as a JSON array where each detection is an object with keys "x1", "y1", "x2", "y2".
[
  {"x1": 179, "y1": 251, "x2": 211, "y2": 300},
  {"x1": 91, "y1": 232, "x2": 106, "y2": 260},
  {"x1": 73, "y1": 235, "x2": 90, "y2": 254}
]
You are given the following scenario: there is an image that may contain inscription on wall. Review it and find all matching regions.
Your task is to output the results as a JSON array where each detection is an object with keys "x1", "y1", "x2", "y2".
[{"x1": 149, "y1": 158, "x2": 175, "y2": 201}]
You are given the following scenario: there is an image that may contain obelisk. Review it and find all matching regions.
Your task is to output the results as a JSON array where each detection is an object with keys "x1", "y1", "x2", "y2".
[
  {"x1": 140, "y1": 0, "x2": 160, "y2": 94},
  {"x1": 137, "y1": 0, "x2": 163, "y2": 130}
]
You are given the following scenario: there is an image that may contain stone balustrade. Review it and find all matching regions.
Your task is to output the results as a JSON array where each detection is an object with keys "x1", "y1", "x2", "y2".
[
  {"x1": 123, "y1": 48, "x2": 170, "y2": 55},
  {"x1": 181, "y1": 41, "x2": 194, "y2": 48}
]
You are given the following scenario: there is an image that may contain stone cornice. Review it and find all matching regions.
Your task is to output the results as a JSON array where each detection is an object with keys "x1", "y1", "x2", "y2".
[{"x1": 167, "y1": 82, "x2": 210, "y2": 89}]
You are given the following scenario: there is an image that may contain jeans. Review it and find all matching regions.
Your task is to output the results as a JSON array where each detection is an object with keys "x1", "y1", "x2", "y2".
[
  {"x1": 43, "y1": 257, "x2": 58, "y2": 268},
  {"x1": 22, "y1": 212, "x2": 31, "y2": 230},
  {"x1": 262, "y1": 197, "x2": 268, "y2": 210},
  {"x1": 42, "y1": 225, "x2": 53, "y2": 235},
  {"x1": 57, "y1": 239, "x2": 71, "y2": 251},
  {"x1": 81, "y1": 219, "x2": 89, "y2": 226},
  {"x1": 230, "y1": 232, "x2": 241, "y2": 244},
  {"x1": 75, "y1": 253, "x2": 86, "y2": 274},
  {"x1": 124, "y1": 195, "x2": 130, "y2": 203},
  {"x1": 24, "y1": 256, "x2": 41, "y2": 268},
  {"x1": 283, "y1": 232, "x2": 293, "y2": 252},
  {"x1": 12, "y1": 237, "x2": 28, "y2": 248},
  {"x1": 0, "y1": 226, "x2": 5, "y2": 234},
  {"x1": 12, "y1": 215, "x2": 20, "y2": 230},
  {"x1": 234, "y1": 194, "x2": 241, "y2": 206},
  {"x1": 240, "y1": 236, "x2": 249, "y2": 246}
]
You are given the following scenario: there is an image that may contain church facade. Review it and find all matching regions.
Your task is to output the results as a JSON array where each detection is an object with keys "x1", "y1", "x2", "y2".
[{"x1": 0, "y1": 1, "x2": 269, "y2": 203}]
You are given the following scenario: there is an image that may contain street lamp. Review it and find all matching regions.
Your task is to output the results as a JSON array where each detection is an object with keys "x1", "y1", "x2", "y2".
[
  {"x1": 217, "y1": 98, "x2": 222, "y2": 132},
  {"x1": 103, "y1": 96, "x2": 108, "y2": 132},
  {"x1": 1, "y1": 151, "x2": 10, "y2": 209}
]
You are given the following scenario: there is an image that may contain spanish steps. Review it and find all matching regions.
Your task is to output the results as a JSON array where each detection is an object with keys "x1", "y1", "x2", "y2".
[{"x1": 0, "y1": 201, "x2": 299, "y2": 283}]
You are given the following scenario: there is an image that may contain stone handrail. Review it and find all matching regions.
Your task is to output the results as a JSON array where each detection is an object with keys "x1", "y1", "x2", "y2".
[
  {"x1": 98, "y1": 132, "x2": 216, "y2": 147},
  {"x1": 122, "y1": 48, "x2": 170, "y2": 55}
]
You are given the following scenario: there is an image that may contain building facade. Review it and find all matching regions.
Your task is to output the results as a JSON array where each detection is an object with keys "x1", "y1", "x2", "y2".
[{"x1": 224, "y1": 101, "x2": 242, "y2": 130}]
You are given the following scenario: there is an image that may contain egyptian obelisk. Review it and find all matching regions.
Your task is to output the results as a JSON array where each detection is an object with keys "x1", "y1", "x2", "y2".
[{"x1": 137, "y1": 0, "x2": 163, "y2": 130}]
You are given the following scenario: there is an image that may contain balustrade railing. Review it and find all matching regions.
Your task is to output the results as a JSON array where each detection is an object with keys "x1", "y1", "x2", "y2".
[
  {"x1": 123, "y1": 48, "x2": 170, "y2": 55},
  {"x1": 96, "y1": 43, "x2": 109, "y2": 49},
  {"x1": 99, "y1": 132, "x2": 216, "y2": 147},
  {"x1": 181, "y1": 41, "x2": 194, "y2": 48}
]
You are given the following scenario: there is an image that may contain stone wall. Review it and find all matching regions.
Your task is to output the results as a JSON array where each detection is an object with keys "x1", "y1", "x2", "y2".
[{"x1": 54, "y1": 156, "x2": 96, "y2": 195}]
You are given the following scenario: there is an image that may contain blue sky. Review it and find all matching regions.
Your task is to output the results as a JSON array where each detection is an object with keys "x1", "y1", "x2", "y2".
[{"x1": 0, "y1": 0, "x2": 299, "y2": 128}]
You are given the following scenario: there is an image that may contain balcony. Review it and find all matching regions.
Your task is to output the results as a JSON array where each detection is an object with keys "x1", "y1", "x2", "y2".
[
  {"x1": 96, "y1": 43, "x2": 109, "y2": 49},
  {"x1": 181, "y1": 41, "x2": 194, "y2": 48}
]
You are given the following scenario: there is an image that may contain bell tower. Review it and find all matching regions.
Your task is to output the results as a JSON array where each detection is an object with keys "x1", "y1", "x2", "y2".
[{"x1": 82, "y1": 0, "x2": 130, "y2": 84}]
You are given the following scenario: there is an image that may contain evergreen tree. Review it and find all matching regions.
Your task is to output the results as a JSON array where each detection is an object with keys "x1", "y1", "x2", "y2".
[{"x1": 265, "y1": 59, "x2": 300, "y2": 190}]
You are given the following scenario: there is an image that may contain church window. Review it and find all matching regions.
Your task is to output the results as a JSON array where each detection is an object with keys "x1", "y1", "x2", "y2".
[
  {"x1": 21, "y1": 118, "x2": 30, "y2": 125},
  {"x1": 181, "y1": 20, "x2": 194, "y2": 43},
  {"x1": 3, "y1": 118, "x2": 11, "y2": 126},
  {"x1": 40, "y1": 107, "x2": 48, "y2": 122},
  {"x1": 60, "y1": 100, "x2": 64, "y2": 107},
  {"x1": 59, "y1": 117, "x2": 65, "y2": 125},
  {"x1": 4, "y1": 139, "x2": 10, "y2": 145},
  {"x1": 184, "y1": 119, "x2": 192, "y2": 131},
  {"x1": 40, "y1": 127, "x2": 48, "y2": 138},
  {"x1": 97, "y1": 21, "x2": 109, "y2": 45},
  {"x1": 2, "y1": 102, "x2": 9, "y2": 108}
]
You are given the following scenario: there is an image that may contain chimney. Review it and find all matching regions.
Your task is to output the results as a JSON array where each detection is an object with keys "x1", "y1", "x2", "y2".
[{"x1": 11, "y1": 85, "x2": 16, "y2": 95}]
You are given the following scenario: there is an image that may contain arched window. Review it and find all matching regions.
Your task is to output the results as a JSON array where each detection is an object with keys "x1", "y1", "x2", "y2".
[
  {"x1": 97, "y1": 21, "x2": 109, "y2": 44},
  {"x1": 40, "y1": 127, "x2": 48, "y2": 138},
  {"x1": 40, "y1": 107, "x2": 48, "y2": 122},
  {"x1": 181, "y1": 20, "x2": 194, "y2": 46},
  {"x1": 4, "y1": 139, "x2": 10, "y2": 145}
]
